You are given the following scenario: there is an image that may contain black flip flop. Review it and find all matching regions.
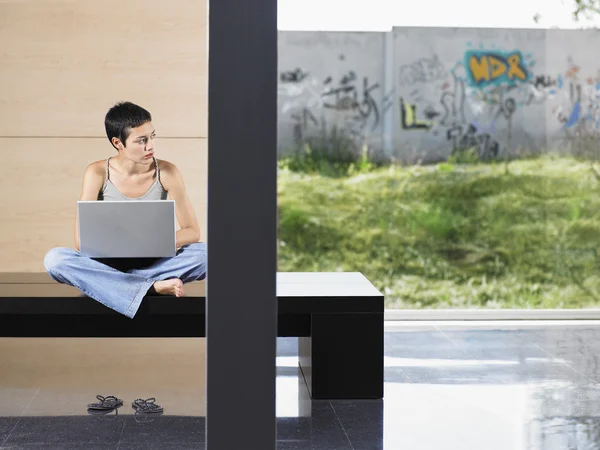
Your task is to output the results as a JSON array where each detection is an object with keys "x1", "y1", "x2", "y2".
[
  {"x1": 132, "y1": 397, "x2": 164, "y2": 414},
  {"x1": 87, "y1": 395, "x2": 123, "y2": 411}
]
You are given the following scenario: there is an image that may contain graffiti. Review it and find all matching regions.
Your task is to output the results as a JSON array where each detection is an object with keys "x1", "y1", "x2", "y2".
[
  {"x1": 465, "y1": 50, "x2": 530, "y2": 88},
  {"x1": 564, "y1": 83, "x2": 582, "y2": 128},
  {"x1": 279, "y1": 69, "x2": 325, "y2": 145},
  {"x1": 399, "y1": 98, "x2": 432, "y2": 130},
  {"x1": 398, "y1": 55, "x2": 446, "y2": 86},
  {"x1": 556, "y1": 82, "x2": 600, "y2": 131},
  {"x1": 533, "y1": 75, "x2": 556, "y2": 89},
  {"x1": 495, "y1": 97, "x2": 517, "y2": 124},
  {"x1": 518, "y1": 75, "x2": 558, "y2": 105},
  {"x1": 279, "y1": 67, "x2": 323, "y2": 112},
  {"x1": 321, "y1": 71, "x2": 381, "y2": 131},
  {"x1": 543, "y1": 60, "x2": 600, "y2": 135},
  {"x1": 397, "y1": 70, "x2": 466, "y2": 133},
  {"x1": 424, "y1": 106, "x2": 441, "y2": 120},
  {"x1": 440, "y1": 71, "x2": 467, "y2": 126},
  {"x1": 278, "y1": 65, "x2": 389, "y2": 150},
  {"x1": 280, "y1": 68, "x2": 309, "y2": 83},
  {"x1": 394, "y1": 52, "x2": 525, "y2": 159},
  {"x1": 290, "y1": 108, "x2": 318, "y2": 143},
  {"x1": 277, "y1": 42, "x2": 600, "y2": 162},
  {"x1": 565, "y1": 64, "x2": 580, "y2": 79},
  {"x1": 480, "y1": 91, "x2": 517, "y2": 123},
  {"x1": 447, "y1": 123, "x2": 500, "y2": 159}
]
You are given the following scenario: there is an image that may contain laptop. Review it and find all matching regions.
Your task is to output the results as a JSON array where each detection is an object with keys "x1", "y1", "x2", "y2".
[{"x1": 77, "y1": 200, "x2": 177, "y2": 258}]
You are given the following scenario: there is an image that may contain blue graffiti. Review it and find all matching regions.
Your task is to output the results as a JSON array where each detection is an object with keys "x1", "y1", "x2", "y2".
[{"x1": 565, "y1": 102, "x2": 581, "y2": 128}]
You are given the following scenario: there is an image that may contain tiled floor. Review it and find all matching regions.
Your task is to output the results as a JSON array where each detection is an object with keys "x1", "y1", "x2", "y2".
[{"x1": 2, "y1": 320, "x2": 600, "y2": 449}]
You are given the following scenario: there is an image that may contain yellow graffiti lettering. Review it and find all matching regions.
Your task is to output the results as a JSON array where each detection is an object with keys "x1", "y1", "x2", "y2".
[
  {"x1": 468, "y1": 51, "x2": 529, "y2": 84},
  {"x1": 468, "y1": 55, "x2": 490, "y2": 84},
  {"x1": 507, "y1": 54, "x2": 527, "y2": 81},
  {"x1": 405, "y1": 102, "x2": 416, "y2": 123},
  {"x1": 400, "y1": 98, "x2": 431, "y2": 130},
  {"x1": 488, "y1": 56, "x2": 507, "y2": 79}
]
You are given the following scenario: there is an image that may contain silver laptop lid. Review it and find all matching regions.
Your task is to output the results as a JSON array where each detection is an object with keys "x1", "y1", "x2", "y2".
[{"x1": 77, "y1": 200, "x2": 176, "y2": 258}]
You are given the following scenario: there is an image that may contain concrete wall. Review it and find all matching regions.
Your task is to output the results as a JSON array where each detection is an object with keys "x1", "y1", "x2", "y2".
[
  {"x1": 277, "y1": 27, "x2": 600, "y2": 164},
  {"x1": 277, "y1": 31, "x2": 391, "y2": 159}
]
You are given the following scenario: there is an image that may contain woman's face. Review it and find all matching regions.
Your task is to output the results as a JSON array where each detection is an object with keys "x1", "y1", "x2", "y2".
[{"x1": 119, "y1": 121, "x2": 156, "y2": 163}]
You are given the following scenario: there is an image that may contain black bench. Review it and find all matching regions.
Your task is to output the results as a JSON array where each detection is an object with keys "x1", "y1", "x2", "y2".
[{"x1": 0, "y1": 271, "x2": 383, "y2": 400}]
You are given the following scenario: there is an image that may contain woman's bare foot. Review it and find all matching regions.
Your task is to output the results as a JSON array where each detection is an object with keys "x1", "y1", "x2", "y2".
[{"x1": 153, "y1": 279, "x2": 184, "y2": 297}]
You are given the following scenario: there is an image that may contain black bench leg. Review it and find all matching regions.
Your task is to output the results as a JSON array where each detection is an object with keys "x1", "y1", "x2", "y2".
[{"x1": 298, "y1": 312, "x2": 383, "y2": 400}]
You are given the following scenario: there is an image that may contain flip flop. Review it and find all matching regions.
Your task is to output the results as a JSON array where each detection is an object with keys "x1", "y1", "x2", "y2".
[
  {"x1": 132, "y1": 397, "x2": 164, "y2": 414},
  {"x1": 87, "y1": 395, "x2": 123, "y2": 411}
]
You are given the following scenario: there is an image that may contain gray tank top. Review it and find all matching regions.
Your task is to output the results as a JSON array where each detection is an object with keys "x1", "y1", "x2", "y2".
[{"x1": 98, "y1": 156, "x2": 168, "y2": 201}]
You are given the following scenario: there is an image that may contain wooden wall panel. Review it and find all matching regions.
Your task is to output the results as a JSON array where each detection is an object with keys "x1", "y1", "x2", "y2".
[
  {"x1": 0, "y1": 0, "x2": 207, "y2": 138},
  {"x1": 0, "y1": 138, "x2": 207, "y2": 272},
  {"x1": 0, "y1": 0, "x2": 207, "y2": 272}
]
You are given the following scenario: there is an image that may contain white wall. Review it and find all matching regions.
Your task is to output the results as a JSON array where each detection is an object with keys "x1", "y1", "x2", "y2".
[
  {"x1": 277, "y1": 31, "x2": 389, "y2": 159},
  {"x1": 277, "y1": 27, "x2": 600, "y2": 164}
]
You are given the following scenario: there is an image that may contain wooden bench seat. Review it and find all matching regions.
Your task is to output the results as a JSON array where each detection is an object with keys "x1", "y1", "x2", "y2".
[{"x1": 0, "y1": 271, "x2": 384, "y2": 400}]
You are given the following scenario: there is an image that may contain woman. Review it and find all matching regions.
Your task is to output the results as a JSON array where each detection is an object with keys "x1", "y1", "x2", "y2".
[{"x1": 43, "y1": 101, "x2": 206, "y2": 318}]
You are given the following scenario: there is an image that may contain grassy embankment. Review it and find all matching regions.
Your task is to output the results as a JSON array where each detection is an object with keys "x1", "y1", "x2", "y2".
[{"x1": 277, "y1": 155, "x2": 600, "y2": 309}]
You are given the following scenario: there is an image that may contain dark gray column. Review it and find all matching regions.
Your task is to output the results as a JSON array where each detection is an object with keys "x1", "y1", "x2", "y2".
[{"x1": 205, "y1": 0, "x2": 278, "y2": 448}]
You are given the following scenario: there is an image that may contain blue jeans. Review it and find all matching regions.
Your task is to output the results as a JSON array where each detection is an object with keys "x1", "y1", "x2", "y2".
[{"x1": 43, "y1": 243, "x2": 207, "y2": 318}]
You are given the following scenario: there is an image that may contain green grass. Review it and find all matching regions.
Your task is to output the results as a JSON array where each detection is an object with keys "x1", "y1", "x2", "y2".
[{"x1": 277, "y1": 155, "x2": 600, "y2": 309}]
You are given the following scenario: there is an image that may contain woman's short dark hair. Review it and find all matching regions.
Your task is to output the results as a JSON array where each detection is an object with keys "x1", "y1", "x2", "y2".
[{"x1": 105, "y1": 101, "x2": 152, "y2": 150}]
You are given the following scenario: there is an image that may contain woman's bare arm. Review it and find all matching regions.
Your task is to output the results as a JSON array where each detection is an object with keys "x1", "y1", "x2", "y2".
[{"x1": 159, "y1": 161, "x2": 201, "y2": 247}]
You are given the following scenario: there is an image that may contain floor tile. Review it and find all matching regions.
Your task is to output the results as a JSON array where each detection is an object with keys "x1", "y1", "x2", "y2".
[
  {"x1": 3, "y1": 323, "x2": 600, "y2": 449},
  {"x1": 276, "y1": 441, "x2": 351, "y2": 450},
  {"x1": 330, "y1": 400, "x2": 383, "y2": 450},
  {"x1": 3, "y1": 416, "x2": 125, "y2": 447},
  {"x1": 1, "y1": 444, "x2": 117, "y2": 449},
  {"x1": 0, "y1": 417, "x2": 20, "y2": 447},
  {"x1": 117, "y1": 445, "x2": 200, "y2": 450},
  {"x1": 276, "y1": 402, "x2": 352, "y2": 450},
  {"x1": 118, "y1": 416, "x2": 204, "y2": 446}
]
